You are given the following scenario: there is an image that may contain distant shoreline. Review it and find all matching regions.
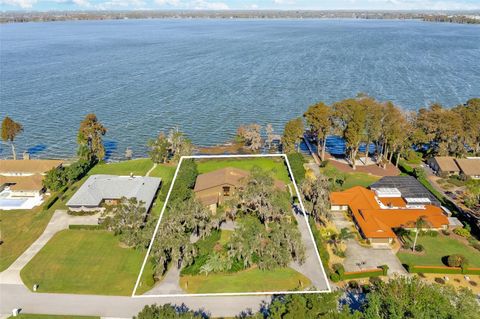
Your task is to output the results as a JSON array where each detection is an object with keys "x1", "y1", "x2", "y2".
[{"x1": 1, "y1": 10, "x2": 479, "y2": 24}]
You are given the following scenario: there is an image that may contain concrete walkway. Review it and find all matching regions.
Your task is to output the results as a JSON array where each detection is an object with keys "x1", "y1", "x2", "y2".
[
  {"x1": 0, "y1": 283, "x2": 268, "y2": 318},
  {"x1": 0, "y1": 210, "x2": 99, "y2": 285},
  {"x1": 146, "y1": 163, "x2": 157, "y2": 177},
  {"x1": 290, "y1": 206, "x2": 330, "y2": 291}
]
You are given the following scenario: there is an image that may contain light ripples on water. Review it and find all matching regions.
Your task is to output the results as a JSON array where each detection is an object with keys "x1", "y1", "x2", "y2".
[{"x1": 1, "y1": 19, "x2": 479, "y2": 159}]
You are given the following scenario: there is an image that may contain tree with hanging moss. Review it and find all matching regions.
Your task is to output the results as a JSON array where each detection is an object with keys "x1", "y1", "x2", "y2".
[
  {"x1": 1, "y1": 116, "x2": 23, "y2": 160},
  {"x1": 304, "y1": 102, "x2": 332, "y2": 161}
]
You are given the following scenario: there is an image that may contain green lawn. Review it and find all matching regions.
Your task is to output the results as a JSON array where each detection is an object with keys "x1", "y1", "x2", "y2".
[
  {"x1": 8, "y1": 315, "x2": 99, "y2": 319},
  {"x1": 148, "y1": 163, "x2": 177, "y2": 217},
  {"x1": 397, "y1": 234, "x2": 480, "y2": 267},
  {"x1": 0, "y1": 207, "x2": 55, "y2": 271},
  {"x1": 320, "y1": 163, "x2": 379, "y2": 190},
  {"x1": 179, "y1": 267, "x2": 311, "y2": 293},
  {"x1": 196, "y1": 157, "x2": 291, "y2": 183},
  {"x1": 88, "y1": 158, "x2": 154, "y2": 176},
  {"x1": 21, "y1": 230, "x2": 154, "y2": 295}
]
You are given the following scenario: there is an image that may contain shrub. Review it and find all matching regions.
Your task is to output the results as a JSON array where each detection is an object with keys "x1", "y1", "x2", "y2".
[
  {"x1": 426, "y1": 230, "x2": 438, "y2": 237},
  {"x1": 417, "y1": 272, "x2": 426, "y2": 278},
  {"x1": 169, "y1": 159, "x2": 198, "y2": 203},
  {"x1": 379, "y1": 264, "x2": 389, "y2": 276},
  {"x1": 69, "y1": 224, "x2": 104, "y2": 230},
  {"x1": 319, "y1": 160, "x2": 329, "y2": 168},
  {"x1": 442, "y1": 229, "x2": 450, "y2": 236},
  {"x1": 469, "y1": 281, "x2": 478, "y2": 287},
  {"x1": 434, "y1": 277, "x2": 445, "y2": 284},
  {"x1": 330, "y1": 273, "x2": 340, "y2": 282},
  {"x1": 472, "y1": 243, "x2": 480, "y2": 252},
  {"x1": 453, "y1": 228, "x2": 471, "y2": 238},
  {"x1": 415, "y1": 244, "x2": 424, "y2": 252},
  {"x1": 332, "y1": 263, "x2": 345, "y2": 278},
  {"x1": 348, "y1": 280, "x2": 359, "y2": 289},
  {"x1": 447, "y1": 254, "x2": 468, "y2": 268}
]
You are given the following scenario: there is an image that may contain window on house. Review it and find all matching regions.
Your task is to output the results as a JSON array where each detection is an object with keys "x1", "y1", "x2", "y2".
[{"x1": 223, "y1": 186, "x2": 230, "y2": 197}]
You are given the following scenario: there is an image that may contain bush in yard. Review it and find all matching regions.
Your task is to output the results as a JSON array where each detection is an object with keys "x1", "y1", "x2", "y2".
[
  {"x1": 472, "y1": 243, "x2": 480, "y2": 252},
  {"x1": 434, "y1": 277, "x2": 445, "y2": 284},
  {"x1": 415, "y1": 244, "x2": 424, "y2": 252},
  {"x1": 330, "y1": 273, "x2": 340, "y2": 282},
  {"x1": 447, "y1": 254, "x2": 468, "y2": 268},
  {"x1": 379, "y1": 264, "x2": 389, "y2": 276},
  {"x1": 332, "y1": 263, "x2": 345, "y2": 278},
  {"x1": 442, "y1": 229, "x2": 450, "y2": 236},
  {"x1": 134, "y1": 304, "x2": 202, "y2": 319},
  {"x1": 453, "y1": 228, "x2": 471, "y2": 238}
]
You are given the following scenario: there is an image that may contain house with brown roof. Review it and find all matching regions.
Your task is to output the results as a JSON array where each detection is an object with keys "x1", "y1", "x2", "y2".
[
  {"x1": 427, "y1": 156, "x2": 460, "y2": 176},
  {"x1": 330, "y1": 186, "x2": 449, "y2": 245},
  {"x1": 194, "y1": 167, "x2": 249, "y2": 213},
  {"x1": 0, "y1": 159, "x2": 63, "y2": 198},
  {"x1": 193, "y1": 167, "x2": 286, "y2": 213},
  {"x1": 455, "y1": 158, "x2": 480, "y2": 180}
]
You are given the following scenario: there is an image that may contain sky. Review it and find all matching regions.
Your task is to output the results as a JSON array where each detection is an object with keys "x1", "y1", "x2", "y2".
[{"x1": 1, "y1": 0, "x2": 480, "y2": 12}]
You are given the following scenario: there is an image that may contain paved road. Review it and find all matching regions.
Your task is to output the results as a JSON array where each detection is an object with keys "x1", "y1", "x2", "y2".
[
  {"x1": 0, "y1": 283, "x2": 268, "y2": 318},
  {"x1": 0, "y1": 210, "x2": 99, "y2": 285},
  {"x1": 290, "y1": 206, "x2": 330, "y2": 291}
]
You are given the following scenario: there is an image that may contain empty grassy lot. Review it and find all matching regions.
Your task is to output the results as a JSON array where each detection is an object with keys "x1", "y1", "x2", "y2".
[
  {"x1": 0, "y1": 207, "x2": 55, "y2": 272},
  {"x1": 196, "y1": 157, "x2": 291, "y2": 184},
  {"x1": 21, "y1": 230, "x2": 154, "y2": 295},
  {"x1": 179, "y1": 267, "x2": 311, "y2": 294},
  {"x1": 397, "y1": 234, "x2": 480, "y2": 267}
]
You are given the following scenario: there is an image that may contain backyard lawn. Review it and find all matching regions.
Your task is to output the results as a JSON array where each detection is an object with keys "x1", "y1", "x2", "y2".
[
  {"x1": 397, "y1": 234, "x2": 480, "y2": 267},
  {"x1": 0, "y1": 207, "x2": 55, "y2": 271},
  {"x1": 196, "y1": 157, "x2": 291, "y2": 183},
  {"x1": 179, "y1": 267, "x2": 311, "y2": 293},
  {"x1": 320, "y1": 163, "x2": 379, "y2": 190},
  {"x1": 88, "y1": 158, "x2": 154, "y2": 176},
  {"x1": 21, "y1": 230, "x2": 154, "y2": 295}
]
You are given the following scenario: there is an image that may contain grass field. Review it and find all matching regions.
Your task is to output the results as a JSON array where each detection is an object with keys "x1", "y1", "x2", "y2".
[
  {"x1": 21, "y1": 230, "x2": 154, "y2": 295},
  {"x1": 179, "y1": 267, "x2": 311, "y2": 293},
  {"x1": 0, "y1": 207, "x2": 55, "y2": 271},
  {"x1": 88, "y1": 158, "x2": 154, "y2": 176},
  {"x1": 8, "y1": 315, "x2": 99, "y2": 319},
  {"x1": 397, "y1": 234, "x2": 480, "y2": 267},
  {"x1": 196, "y1": 157, "x2": 291, "y2": 183},
  {"x1": 320, "y1": 163, "x2": 379, "y2": 190}
]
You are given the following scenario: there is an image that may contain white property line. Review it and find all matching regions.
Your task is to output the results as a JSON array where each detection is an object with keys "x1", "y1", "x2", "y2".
[{"x1": 131, "y1": 154, "x2": 331, "y2": 298}]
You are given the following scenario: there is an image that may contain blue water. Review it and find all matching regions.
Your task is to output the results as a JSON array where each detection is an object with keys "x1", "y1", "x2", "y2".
[{"x1": 1, "y1": 19, "x2": 479, "y2": 159}]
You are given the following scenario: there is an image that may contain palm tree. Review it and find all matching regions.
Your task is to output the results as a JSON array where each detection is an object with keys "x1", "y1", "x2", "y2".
[
  {"x1": 329, "y1": 227, "x2": 354, "y2": 248},
  {"x1": 406, "y1": 216, "x2": 431, "y2": 252}
]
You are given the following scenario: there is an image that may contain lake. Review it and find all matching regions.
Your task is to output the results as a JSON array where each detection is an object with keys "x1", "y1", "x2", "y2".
[{"x1": 1, "y1": 19, "x2": 479, "y2": 159}]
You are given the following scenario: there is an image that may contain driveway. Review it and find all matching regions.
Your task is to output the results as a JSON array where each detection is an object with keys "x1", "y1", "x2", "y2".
[{"x1": 330, "y1": 211, "x2": 406, "y2": 275}]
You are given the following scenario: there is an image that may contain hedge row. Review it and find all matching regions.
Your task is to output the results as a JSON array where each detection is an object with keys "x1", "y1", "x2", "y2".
[
  {"x1": 406, "y1": 264, "x2": 480, "y2": 275},
  {"x1": 42, "y1": 185, "x2": 68, "y2": 211},
  {"x1": 68, "y1": 224, "x2": 104, "y2": 230},
  {"x1": 343, "y1": 269, "x2": 384, "y2": 280}
]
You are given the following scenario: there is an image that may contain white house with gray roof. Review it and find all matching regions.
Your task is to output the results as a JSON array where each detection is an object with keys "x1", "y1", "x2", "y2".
[{"x1": 66, "y1": 174, "x2": 161, "y2": 212}]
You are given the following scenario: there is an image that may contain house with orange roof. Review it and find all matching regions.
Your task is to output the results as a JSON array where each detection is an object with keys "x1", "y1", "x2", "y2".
[{"x1": 330, "y1": 186, "x2": 449, "y2": 245}]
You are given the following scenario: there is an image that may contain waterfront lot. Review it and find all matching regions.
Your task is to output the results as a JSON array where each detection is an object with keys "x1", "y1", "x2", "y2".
[
  {"x1": 397, "y1": 234, "x2": 480, "y2": 268},
  {"x1": 136, "y1": 155, "x2": 329, "y2": 296},
  {"x1": 319, "y1": 162, "x2": 380, "y2": 190}
]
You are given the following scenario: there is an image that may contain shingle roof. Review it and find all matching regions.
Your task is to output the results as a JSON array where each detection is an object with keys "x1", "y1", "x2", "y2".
[
  {"x1": 432, "y1": 157, "x2": 460, "y2": 173},
  {"x1": 370, "y1": 176, "x2": 441, "y2": 206},
  {"x1": 0, "y1": 160, "x2": 63, "y2": 175},
  {"x1": 0, "y1": 174, "x2": 44, "y2": 192},
  {"x1": 66, "y1": 175, "x2": 161, "y2": 210},
  {"x1": 330, "y1": 186, "x2": 448, "y2": 239},
  {"x1": 455, "y1": 158, "x2": 480, "y2": 176},
  {"x1": 194, "y1": 167, "x2": 249, "y2": 192}
]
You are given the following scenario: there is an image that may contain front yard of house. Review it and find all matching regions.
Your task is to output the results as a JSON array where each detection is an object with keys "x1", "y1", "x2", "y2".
[
  {"x1": 20, "y1": 229, "x2": 154, "y2": 295},
  {"x1": 397, "y1": 234, "x2": 480, "y2": 268},
  {"x1": 0, "y1": 204, "x2": 56, "y2": 271},
  {"x1": 179, "y1": 267, "x2": 311, "y2": 294}
]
